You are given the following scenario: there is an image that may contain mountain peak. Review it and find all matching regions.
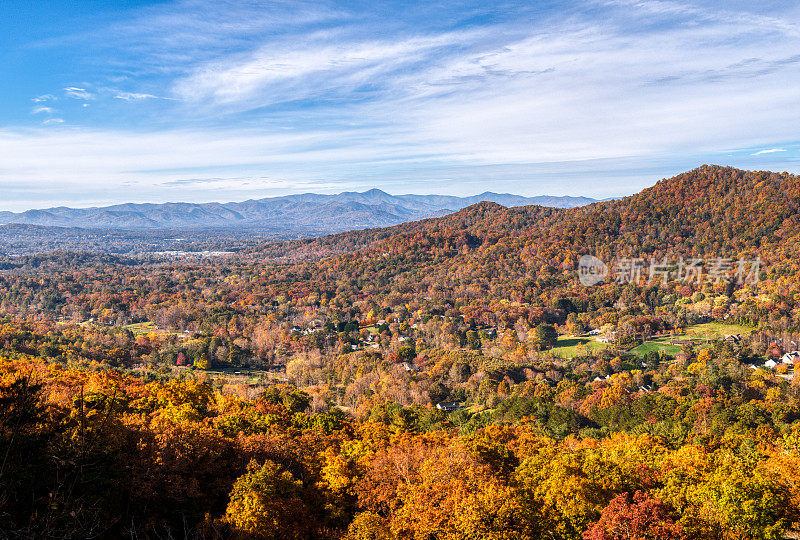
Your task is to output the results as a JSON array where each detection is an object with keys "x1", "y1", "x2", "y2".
[
  {"x1": 0, "y1": 188, "x2": 598, "y2": 242},
  {"x1": 458, "y1": 201, "x2": 507, "y2": 215}
]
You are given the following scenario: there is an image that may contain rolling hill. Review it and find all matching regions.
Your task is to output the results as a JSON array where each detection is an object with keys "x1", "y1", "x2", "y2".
[
  {"x1": 252, "y1": 165, "x2": 800, "y2": 270},
  {"x1": 0, "y1": 189, "x2": 597, "y2": 232}
]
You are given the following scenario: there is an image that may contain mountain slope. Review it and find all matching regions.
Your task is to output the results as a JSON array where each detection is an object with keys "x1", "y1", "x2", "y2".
[
  {"x1": 253, "y1": 166, "x2": 800, "y2": 269},
  {"x1": 0, "y1": 189, "x2": 597, "y2": 232}
]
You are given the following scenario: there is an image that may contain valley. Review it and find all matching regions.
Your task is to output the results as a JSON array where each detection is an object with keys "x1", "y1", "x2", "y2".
[{"x1": 3, "y1": 166, "x2": 800, "y2": 538}]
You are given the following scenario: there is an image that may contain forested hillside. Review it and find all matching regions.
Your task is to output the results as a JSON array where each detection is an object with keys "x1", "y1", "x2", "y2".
[{"x1": 3, "y1": 166, "x2": 800, "y2": 538}]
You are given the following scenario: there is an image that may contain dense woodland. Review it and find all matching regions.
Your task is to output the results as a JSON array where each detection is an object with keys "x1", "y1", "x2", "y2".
[{"x1": 3, "y1": 166, "x2": 800, "y2": 538}]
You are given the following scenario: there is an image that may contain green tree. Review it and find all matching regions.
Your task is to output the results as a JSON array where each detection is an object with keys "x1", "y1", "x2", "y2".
[{"x1": 532, "y1": 324, "x2": 558, "y2": 351}]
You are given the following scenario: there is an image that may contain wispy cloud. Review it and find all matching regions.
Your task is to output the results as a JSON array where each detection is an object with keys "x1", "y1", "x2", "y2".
[
  {"x1": 64, "y1": 87, "x2": 95, "y2": 100},
  {"x1": 42, "y1": 118, "x2": 64, "y2": 125},
  {"x1": 158, "y1": 0, "x2": 800, "y2": 167},
  {"x1": 3, "y1": 0, "x2": 800, "y2": 209},
  {"x1": 31, "y1": 94, "x2": 56, "y2": 103},
  {"x1": 752, "y1": 148, "x2": 787, "y2": 155},
  {"x1": 0, "y1": 125, "x2": 383, "y2": 209},
  {"x1": 114, "y1": 91, "x2": 160, "y2": 101},
  {"x1": 600, "y1": 0, "x2": 800, "y2": 37},
  {"x1": 161, "y1": 177, "x2": 228, "y2": 186},
  {"x1": 37, "y1": 0, "x2": 346, "y2": 81},
  {"x1": 31, "y1": 107, "x2": 54, "y2": 114},
  {"x1": 172, "y1": 32, "x2": 473, "y2": 110}
]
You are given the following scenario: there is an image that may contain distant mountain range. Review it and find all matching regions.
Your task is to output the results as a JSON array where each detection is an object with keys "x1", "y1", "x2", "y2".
[{"x1": 0, "y1": 189, "x2": 599, "y2": 233}]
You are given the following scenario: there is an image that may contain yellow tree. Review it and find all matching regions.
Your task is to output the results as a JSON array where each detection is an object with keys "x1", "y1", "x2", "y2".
[
  {"x1": 391, "y1": 442, "x2": 533, "y2": 539},
  {"x1": 224, "y1": 459, "x2": 315, "y2": 539}
]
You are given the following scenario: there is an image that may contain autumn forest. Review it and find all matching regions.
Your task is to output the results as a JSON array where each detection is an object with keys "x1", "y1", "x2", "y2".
[{"x1": 4, "y1": 166, "x2": 800, "y2": 539}]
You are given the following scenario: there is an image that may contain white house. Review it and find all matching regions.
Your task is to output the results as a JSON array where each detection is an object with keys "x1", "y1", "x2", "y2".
[
  {"x1": 765, "y1": 359, "x2": 778, "y2": 369},
  {"x1": 781, "y1": 351, "x2": 800, "y2": 364},
  {"x1": 436, "y1": 402, "x2": 461, "y2": 412}
]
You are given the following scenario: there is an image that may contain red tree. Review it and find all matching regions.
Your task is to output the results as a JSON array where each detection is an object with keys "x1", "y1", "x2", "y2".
[{"x1": 584, "y1": 491, "x2": 685, "y2": 540}]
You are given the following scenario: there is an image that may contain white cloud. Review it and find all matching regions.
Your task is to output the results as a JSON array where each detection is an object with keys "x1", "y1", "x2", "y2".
[
  {"x1": 42, "y1": 118, "x2": 64, "y2": 125},
  {"x1": 6, "y1": 0, "x2": 800, "y2": 209},
  {"x1": 173, "y1": 32, "x2": 471, "y2": 109},
  {"x1": 64, "y1": 87, "x2": 95, "y2": 100},
  {"x1": 31, "y1": 107, "x2": 54, "y2": 114},
  {"x1": 159, "y1": 1, "x2": 800, "y2": 168},
  {"x1": 600, "y1": 0, "x2": 800, "y2": 38},
  {"x1": 33, "y1": 0, "x2": 346, "y2": 81},
  {"x1": 114, "y1": 91, "x2": 160, "y2": 101},
  {"x1": 288, "y1": 17, "x2": 789, "y2": 168},
  {"x1": 0, "y1": 125, "x2": 412, "y2": 184},
  {"x1": 0, "y1": 125, "x2": 406, "y2": 209},
  {"x1": 752, "y1": 148, "x2": 787, "y2": 155},
  {"x1": 32, "y1": 94, "x2": 56, "y2": 102}
]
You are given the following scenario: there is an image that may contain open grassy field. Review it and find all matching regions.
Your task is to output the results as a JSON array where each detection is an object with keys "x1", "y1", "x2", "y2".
[
  {"x1": 684, "y1": 322, "x2": 755, "y2": 340},
  {"x1": 629, "y1": 322, "x2": 755, "y2": 357},
  {"x1": 550, "y1": 336, "x2": 611, "y2": 358},
  {"x1": 548, "y1": 322, "x2": 754, "y2": 359},
  {"x1": 124, "y1": 321, "x2": 188, "y2": 338},
  {"x1": 629, "y1": 339, "x2": 683, "y2": 357},
  {"x1": 124, "y1": 321, "x2": 159, "y2": 334}
]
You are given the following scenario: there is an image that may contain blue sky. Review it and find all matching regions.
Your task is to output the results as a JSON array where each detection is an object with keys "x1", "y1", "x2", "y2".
[{"x1": 1, "y1": 0, "x2": 800, "y2": 211}]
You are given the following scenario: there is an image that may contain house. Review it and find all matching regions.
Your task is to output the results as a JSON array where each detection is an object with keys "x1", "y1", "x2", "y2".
[
  {"x1": 765, "y1": 359, "x2": 778, "y2": 369},
  {"x1": 781, "y1": 351, "x2": 800, "y2": 364},
  {"x1": 400, "y1": 362, "x2": 418, "y2": 372},
  {"x1": 436, "y1": 402, "x2": 461, "y2": 412},
  {"x1": 587, "y1": 329, "x2": 601, "y2": 335},
  {"x1": 724, "y1": 334, "x2": 742, "y2": 344}
]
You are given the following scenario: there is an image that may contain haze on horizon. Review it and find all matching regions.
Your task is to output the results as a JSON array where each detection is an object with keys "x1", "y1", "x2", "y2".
[{"x1": 2, "y1": 0, "x2": 800, "y2": 212}]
